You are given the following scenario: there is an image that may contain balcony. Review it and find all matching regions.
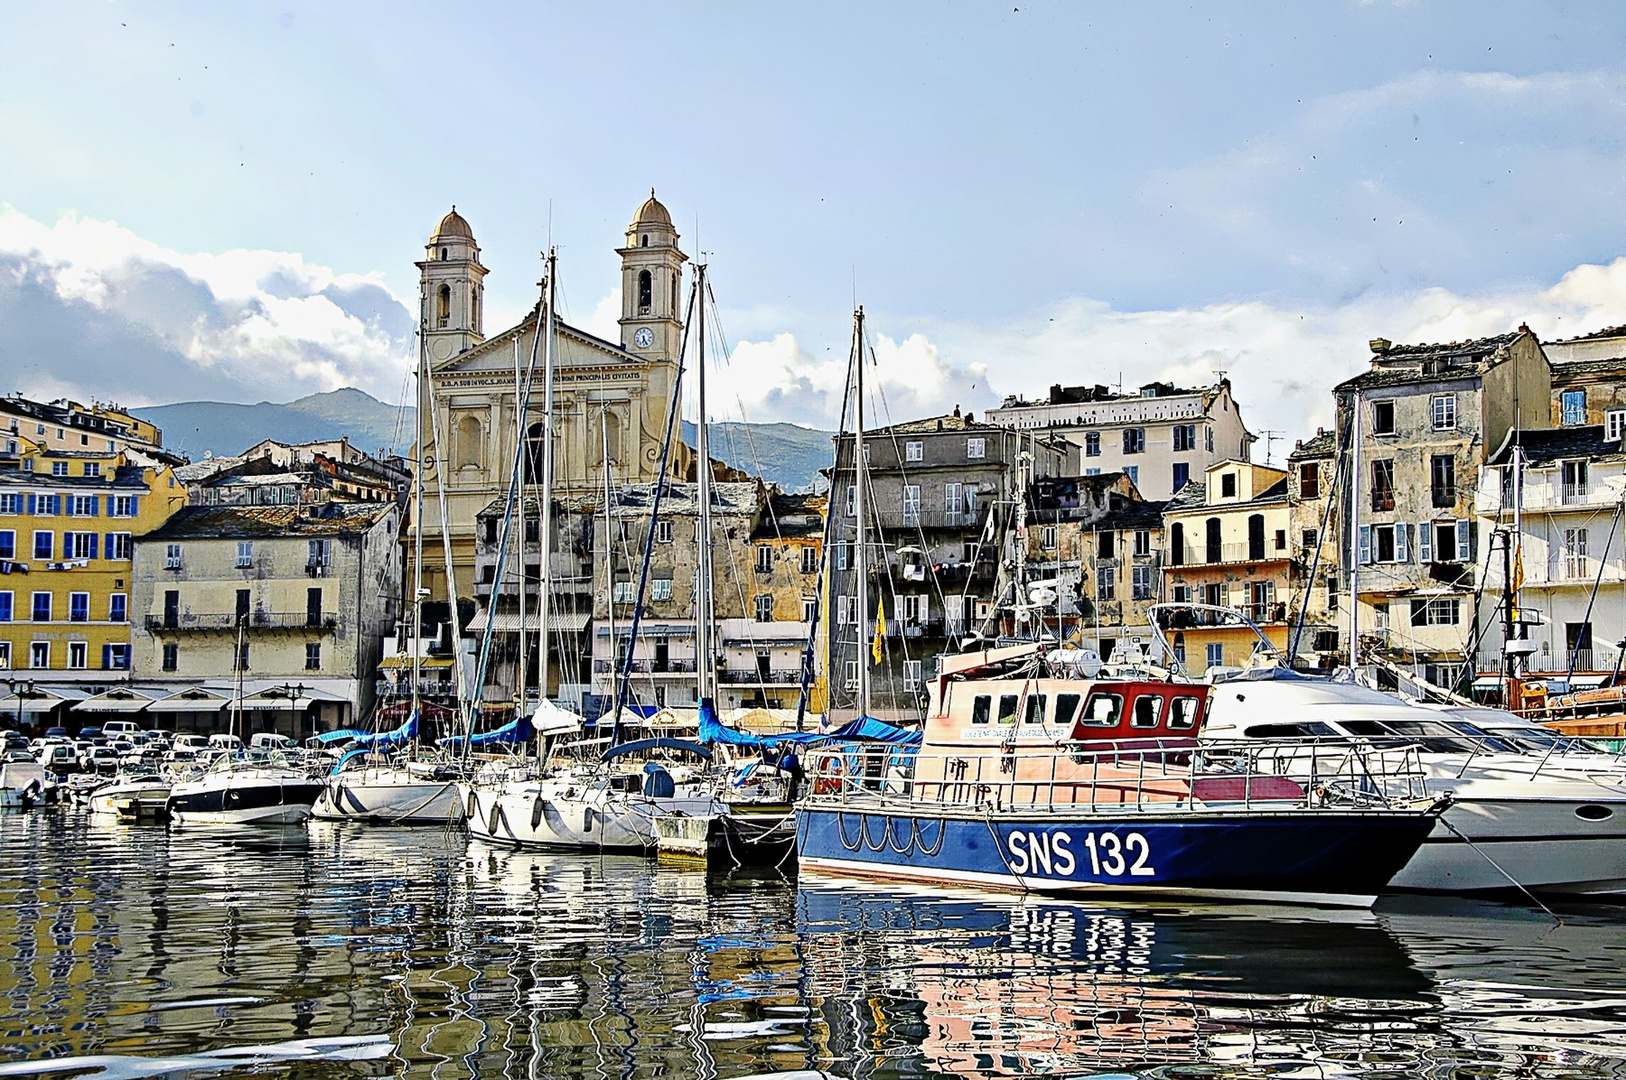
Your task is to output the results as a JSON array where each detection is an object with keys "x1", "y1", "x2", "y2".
[
  {"x1": 145, "y1": 611, "x2": 340, "y2": 633},
  {"x1": 717, "y1": 668, "x2": 802, "y2": 686},
  {"x1": 1563, "y1": 482, "x2": 1593, "y2": 506},
  {"x1": 873, "y1": 510, "x2": 983, "y2": 531},
  {"x1": 596, "y1": 658, "x2": 698, "y2": 676},
  {"x1": 1166, "y1": 543, "x2": 1291, "y2": 567}
]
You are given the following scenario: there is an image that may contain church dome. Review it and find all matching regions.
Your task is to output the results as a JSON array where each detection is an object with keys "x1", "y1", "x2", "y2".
[
  {"x1": 630, "y1": 189, "x2": 672, "y2": 229},
  {"x1": 431, "y1": 206, "x2": 474, "y2": 242}
]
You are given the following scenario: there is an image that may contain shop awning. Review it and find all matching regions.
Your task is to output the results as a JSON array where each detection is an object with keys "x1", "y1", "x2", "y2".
[
  {"x1": 467, "y1": 609, "x2": 590, "y2": 633},
  {"x1": 3, "y1": 687, "x2": 90, "y2": 714},
  {"x1": 74, "y1": 689, "x2": 160, "y2": 713},
  {"x1": 150, "y1": 688, "x2": 231, "y2": 713},
  {"x1": 236, "y1": 686, "x2": 351, "y2": 710},
  {"x1": 377, "y1": 655, "x2": 455, "y2": 670}
]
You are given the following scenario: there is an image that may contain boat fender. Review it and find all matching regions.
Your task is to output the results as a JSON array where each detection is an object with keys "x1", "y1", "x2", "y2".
[
  {"x1": 488, "y1": 801, "x2": 502, "y2": 837},
  {"x1": 466, "y1": 789, "x2": 479, "y2": 821},
  {"x1": 813, "y1": 757, "x2": 843, "y2": 795},
  {"x1": 531, "y1": 795, "x2": 546, "y2": 830}
]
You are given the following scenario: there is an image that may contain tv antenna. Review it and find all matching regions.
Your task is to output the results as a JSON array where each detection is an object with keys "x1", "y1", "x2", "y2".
[{"x1": 1260, "y1": 429, "x2": 1282, "y2": 466}]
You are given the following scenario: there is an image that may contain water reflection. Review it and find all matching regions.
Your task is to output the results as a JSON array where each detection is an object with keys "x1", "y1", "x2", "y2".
[{"x1": 4, "y1": 811, "x2": 1626, "y2": 1078}]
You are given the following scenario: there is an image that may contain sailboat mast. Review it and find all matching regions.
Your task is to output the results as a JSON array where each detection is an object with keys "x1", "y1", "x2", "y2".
[
  {"x1": 411, "y1": 287, "x2": 426, "y2": 724},
  {"x1": 1347, "y1": 393, "x2": 1361, "y2": 668},
  {"x1": 853, "y1": 307, "x2": 870, "y2": 719},
  {"x1": 514, "y1": 336, "x2": 528, "y2": 714},
  {"x1": 694, "y1": 262, "x2": 714, "y2": 705},
  {"x1": 538, "y1": 248, "x2": 558, "y2": 709}
]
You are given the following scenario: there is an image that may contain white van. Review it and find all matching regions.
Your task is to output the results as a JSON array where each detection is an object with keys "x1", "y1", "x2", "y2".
[
  {"x1": 207, "y1": 733, "x2": 244, "y2": 750},
  {"x1": 249, "y1": 733, "x2": 295, "y2": 750},
  {"x1": 101, "y1": 720, "x2": 140, "y2": 737}
]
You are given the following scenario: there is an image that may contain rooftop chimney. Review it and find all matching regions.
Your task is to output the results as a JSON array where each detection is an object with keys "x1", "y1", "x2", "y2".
[{"x1": 1369, "y1": 338, "x2": 1391, "y2": 355}]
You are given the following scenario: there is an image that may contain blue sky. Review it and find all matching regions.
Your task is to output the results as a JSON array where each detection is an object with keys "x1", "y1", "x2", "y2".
[{"x1": 4, "y1": 1, "x2": 1626, "y2": 453}]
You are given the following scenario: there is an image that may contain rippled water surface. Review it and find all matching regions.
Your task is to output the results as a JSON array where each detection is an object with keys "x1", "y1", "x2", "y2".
[{"x1": 6, "y1": 810, "x2": 1626, "y2": 1078}]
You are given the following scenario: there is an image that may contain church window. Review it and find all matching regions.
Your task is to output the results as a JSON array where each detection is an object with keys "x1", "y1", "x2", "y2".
[
  {"x1": 437, "y1": 284, "x2": 451, "y2": 328},
  {"x1": 456, "y1": 414, "x2": 483, "y2": 469},
  {"x1": 470, "y1": 287, "x2": 479, "y2": 328},
  {"x1": 672, "y1": 273, "x2": 678, "y2": 311},
  {"x1": 641, "y1": 234, "x2": 649, "y2": 247},
  {"x1": 439, "y1": 247, "x2": 447, "y2": 260},
  {"x1": 524, "y1": 423, "x2": 547, "y2": 485},
  {"x1": 638, "y1": 270, "x2": 652, "y2": 313}
]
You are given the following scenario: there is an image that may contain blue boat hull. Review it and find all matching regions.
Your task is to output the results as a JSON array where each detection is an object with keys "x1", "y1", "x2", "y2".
[{"x1": 794, "y1": 806, "x2": 1435, "y2": 907}]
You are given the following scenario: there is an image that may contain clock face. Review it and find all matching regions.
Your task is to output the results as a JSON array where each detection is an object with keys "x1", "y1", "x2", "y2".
[{"x1": 634, "y1": 327, "x2": 654, "y2": 349}]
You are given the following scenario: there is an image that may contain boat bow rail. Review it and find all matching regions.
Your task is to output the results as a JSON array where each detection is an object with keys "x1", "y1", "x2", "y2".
[{"x1": 799, "y1": 738, "x2": 1434, "y2": 815}]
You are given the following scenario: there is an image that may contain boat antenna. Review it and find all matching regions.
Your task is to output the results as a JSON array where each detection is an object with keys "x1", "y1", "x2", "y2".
[{"x1": 853, "y1": 305, "x2": 871, "y2": 720}]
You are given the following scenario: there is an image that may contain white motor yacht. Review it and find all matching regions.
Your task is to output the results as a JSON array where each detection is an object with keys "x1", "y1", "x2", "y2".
[
  {"x1": 168, "y1": 750, "x2": 324, "y2": 826},
  {"x1": 87, "y1": 770, "x2": 171, "y2": 818}
]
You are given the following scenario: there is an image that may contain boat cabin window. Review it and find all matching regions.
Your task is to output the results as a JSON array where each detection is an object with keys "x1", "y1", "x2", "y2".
[
  {"x1": 1244, "y1": 722, "x2": 1340, "y2": 739},
  {"x1": 1169, "y1": 696, "x2": 1202, "y2": 730},
  {"x1": 1338, "y1": 719, "x2": 1509, "y2": 754},
  {"x1": 971, "y1": 695, "x2": 991, "y2": 725},
  {"x1": 1023, "y1": 694, "x2": 1047, "y2": 724},
  {"x1": 1081, "y1": 692, "x2": 1123, "y2": 727},
  {"x1": 1131, "y1": 694, "x2": 1164, "y2": 729},
  {"x1": 1054, "y1": 693, "x2": 1082, "y2": 727},
  {"x1": 997, "y1": 694, "x2": 1020, "y2": 725}
]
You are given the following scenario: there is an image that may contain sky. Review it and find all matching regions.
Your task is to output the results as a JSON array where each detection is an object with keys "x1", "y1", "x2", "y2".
[{"x1": 4, "y1": 1, "x2": 1626, "y2": 458}]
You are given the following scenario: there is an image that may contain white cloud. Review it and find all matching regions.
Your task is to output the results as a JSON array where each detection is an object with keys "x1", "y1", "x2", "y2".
[{"x1": 0, "y1": 205, "x2": 414, "y2": 406}]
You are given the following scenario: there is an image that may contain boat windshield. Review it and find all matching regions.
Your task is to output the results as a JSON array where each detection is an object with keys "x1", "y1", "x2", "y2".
[{"x1": 1338, "y1": 719, "x2": 1522, "y2": 754}]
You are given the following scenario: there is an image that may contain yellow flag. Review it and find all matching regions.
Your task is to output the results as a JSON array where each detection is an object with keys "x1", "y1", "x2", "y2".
[
  {"x1": 1511, "y1": 545, "x2": 1525, "y2": 621},
  {"x1": 872, "y1": 610, "x2": 885, "y2": 664}
]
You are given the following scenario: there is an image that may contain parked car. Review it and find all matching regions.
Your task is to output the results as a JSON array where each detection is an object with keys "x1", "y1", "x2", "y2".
[
  {"x1": 173, "y1": 734, "x2": 210, "y2": 752},
  {"x1": 79, "y1": 745, "x2": 119, "y2": 774},
  {"x1": 43, "y1": 727, "x2": 69, "y2": 740}
]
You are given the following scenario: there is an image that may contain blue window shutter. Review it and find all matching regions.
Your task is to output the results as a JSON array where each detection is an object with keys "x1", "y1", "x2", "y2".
[
  {"x1": 88, "y1": 534, "x2": 98, "y2": 559},
  {"x1": 105, "y1": 532, "x2": 114, "y2": 558},
  {"x1": 25, "y1": 494, "x2": 34, "y2": 515},
  {"x1": 90, "y1": 497, "x2": 99, "y2": 517},
  {"x1": 1418, "y1": 522, "x2": 1432, "y2": 563},
  {"x1": 1358, "y1": 525, "x2": 1372, "y2": 564},
  {"x1": 1395, "y1": 524, "x2": 1409, "y2": 563},
  {"x1": 130, "y1": 497, "x2": 139, "y2": 517},
  {"x1": 101, "y1": 644, "x2": 112, "y2": 670},
  {"x1": 1457, "y1": 520, "x2": 1472, "y2": 562}
]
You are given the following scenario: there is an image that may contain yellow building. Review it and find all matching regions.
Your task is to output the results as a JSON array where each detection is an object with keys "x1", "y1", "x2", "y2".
[
  {"x1": 0, "y1": 443, "x2": 185, "y2": 683},
  {"x1": 1162, "y1": 461, "x2": 1294, "y2": 675},
  {"x1": 0, "y1": 394, "x2": 163, "y2": 455}
]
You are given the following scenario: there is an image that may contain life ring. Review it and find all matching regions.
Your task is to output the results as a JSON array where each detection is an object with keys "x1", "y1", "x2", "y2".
[{"x1": 812, "y1": 756, "x2": 844, "y2": 795}]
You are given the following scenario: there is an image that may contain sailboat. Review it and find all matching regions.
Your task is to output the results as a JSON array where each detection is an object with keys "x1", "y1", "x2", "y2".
[
  {"x1": 311, "y1": 282, "x2": 467, "y2": 825},
  {"x1": 168, "y1": 621, "x2": 324, "y2": 825}
]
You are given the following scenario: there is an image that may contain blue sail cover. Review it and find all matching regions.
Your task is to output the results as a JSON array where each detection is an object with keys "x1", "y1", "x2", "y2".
[
  {"x1": 696, "y1": 699, "x2": 921, "y2": 750},
  {"x1": 344, "y1": 708, "x2": 419, "y2": 751},
  {"x1": 440, "y1": 712, "x2": 534, "y2": 749}
]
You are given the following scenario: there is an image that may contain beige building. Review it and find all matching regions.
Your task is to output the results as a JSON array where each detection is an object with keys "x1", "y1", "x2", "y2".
[
  {"x1": 410, "y1": 197, "x2": 690, "y2": 603},
  {"x1": 1285, "y1": 428, "x2": 1344, "y2": 666},
  {"x1": 1335, "y1": 327, "x2": 1552, "y2": 687},
  {"x1": 1162, "y1": 461, "x2": 1294, "y2": 675},
  {"x1": 130, "y1": 503, "x2": 401, "y2": 733},
  {"x1": 0, "y1": 394, "x2": 165, "y2": 458},
  {"x1": 988, "y1": 379, "x2": 1255, "y2": 500},
  {"x1": 1544, "y1": 324, "x2": 1626, "y2": 434}
]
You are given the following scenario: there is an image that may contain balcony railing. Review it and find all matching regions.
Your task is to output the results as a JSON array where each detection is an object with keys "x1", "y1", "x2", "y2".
[
  {"x1": 717, "y1": 668, "x2": 802, "y2": 685},
  {"x1": 1563, "y1": 482, "x2": 1593, "y2": 505},
  {"x1": 145, "y1": 612, "x2": 340, "y2": 633},
  {"x1": 1167, "y1": 543, "x2": 1291, "y2": 567}
]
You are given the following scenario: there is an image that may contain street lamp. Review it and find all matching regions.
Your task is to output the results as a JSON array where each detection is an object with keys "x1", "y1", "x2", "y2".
[{"x1": 2, "y1": 678, "x2": 37, "y2": 734}]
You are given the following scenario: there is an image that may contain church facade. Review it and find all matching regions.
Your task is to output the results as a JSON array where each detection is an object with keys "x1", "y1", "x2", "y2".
[{"x1": 410, "y1": 194, "x2": 692, "y2": 605}]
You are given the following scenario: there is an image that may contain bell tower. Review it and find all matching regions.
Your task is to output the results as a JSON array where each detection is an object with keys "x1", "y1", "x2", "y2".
[
  {"x1": 617, "y1": 190, "x2": 687, "y2": 362},
  {"x1": 416, "y1": 206, "x2": 488, "y2": 365}
]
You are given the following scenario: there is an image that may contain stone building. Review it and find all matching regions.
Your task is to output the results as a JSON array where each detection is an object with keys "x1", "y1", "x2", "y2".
[
  {"x1": 1544, "y1": 325, "x2": 1626, "y2": 435},
  {"x1": 718, "y1": 491, "x2": 827, "y2": 714},
  {"x1": 1161, "y1": 462, "x2": 1294, "y2": 675},
  {"x1": 1022, "y1": 473, "x2": 1163, "y2": 660},
  {"x1": 129, "y1": 503, "x2": 401, "y2": 733},
  {"x1": 988, "y1": 379, "x2": 1255, "y2": 500},
  {"x1": 825, "y1": 411, "x2": 1073, "y2": 721},
  {"x1": 409, "y1": 196, "x2": 692, "y2": 604},
  {"x1": 1285, "y1": 428, "x2": 1345, "y2": 666},
  {"x1": 1334, "y1": 327, "x2": 1552, "y2": 687},
  {"x1": 180, "y1": 439, "x2": 408, "y2": 508},
  {"x1": 0, "y1": 442, "x2": 186, "y2": 687}
]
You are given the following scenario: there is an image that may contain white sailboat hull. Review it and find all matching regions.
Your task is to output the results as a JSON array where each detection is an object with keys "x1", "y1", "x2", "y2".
[
  {"x1": 464, "y1": 778, "x2": 720, "y2": 851},
  {"x1": 312, "y1": 770, "x2": 465, "y2": 825}
]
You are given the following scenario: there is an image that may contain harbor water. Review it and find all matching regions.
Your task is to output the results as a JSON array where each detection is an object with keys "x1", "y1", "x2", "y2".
[{"x1": 5, "y1": 811, "x2": 1626, "y2": 1078}]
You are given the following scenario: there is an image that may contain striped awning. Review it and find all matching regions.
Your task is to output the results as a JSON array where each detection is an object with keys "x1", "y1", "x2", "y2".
[
  {"x1": 74, "y1": 689, "x2": 160, "y2": 713},
  {"x1": 377, "y1": 655, "x2": 455, "y2": 670},
  {"x1": 467, "y1": 609, "x2": 590, "y2": 633}
]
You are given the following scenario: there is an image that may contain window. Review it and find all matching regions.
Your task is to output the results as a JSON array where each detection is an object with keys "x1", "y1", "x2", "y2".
[
  {"x1": 0, "y1": 494, "x2": 16, "y2": 515},
  {"x1": 755, "y1": 544, "x2": 773, "y2": 573},
  {"x1": 1274, "y1": 529, "x2": 1287, "y2": 551},
  {"x1": 835, "y1": 594, "x2": 853, "y2": 625},
  {"x1": 1410, "y1": 597, "x2": 1462, "y2": 627},
  {"x1": 82, "y1": 462, "x2": 99, "y2": 477},
  {"x1": 31, "y1": 592, "x2": 51, "y2": 621},
  {"x1": 903, "y1": 660, "x2": 923, "y2": 691},
  {"x1": 1202, "y1": 582, "x2": 1225, "y2": 608},
  {"x1": 65, "y1": 532, "x2": 95, "y2": 559},
  {"x1": 970, "y1": 695, "x2": 991, "y2": 724},
  {"x1": 1125, "y1": 465, "x2": 1138, "y2": 487},
  {"x1": 1131, "y1": 695, "x2": 1164, "y2": 729},
  {"x1": 1097, "y1": 530, "x2": 1115, "y2": 558},
  {"x1": 109, "y1": 593, "x2": 126, "y2": 622},
  {"x1": 69, "y1": 592, "x2": 89, "y2": 622},
  {"x1": 1562, "y1": 389, "x2": 1587, "y2": 426},
  {"x1": 106, "y1": 533, "x2": 131, "y2": 560},
  {"x1": 34, "y1": 494, "x2": 59, "y2": 515},
  {"x1": 901, "y1": 484, "x2": 920, "y2": 526},
  {"x1": 1298, "y1": 463, "x2": 1320, "y2": 499},
  {"x1": 1084, "y1": 432, "x2": 1101, "y2": 457},
  {"x1": 67, "y1": 495, "x2": 96, "y2": 516},
  {"x1": 1132, "y1": 564, "x2": 1155, "y2": 600},
  {"x1": 33, "y1": 531, "x2": 52, "y2": 559},
  {"x1": 67, "y1": 642, "x2": 86, "y2": 670},
  {"x1": 307, "y1": 539, "x2": 329, "y2": 567},
  {"x1": 1564, "y1": 527, "x2": 1589, "y2": 579},
  {"x1": 836, "y1": 542, "x2": 850, "y2": 571},
  {"x1": 1172, "y1": 462, "x2": 1190, "y2": 490},
  {"x1": 51, "y1": 462, "x2": 68, "y2": 477},
  {"x1": 235, "y1": 589, "x2": 251, "y2": 624},
  {"x1": 1303, "y1": 528, "x2": 1319, "y2": 551},
  {"x1": 1360, "y1": 522, "x2": 1410, "y2": 564},
  {"x1": 1122, "y1": 428, "x2": 1145, "y2": 454},
  {"x1": 905, "y1": 440, "x2": 923, "y2": 462},
  {"x1": 1431, "y1": 394, "x2": 1457, "y2": 430},
  {"x1": 306, "y1": 587, "x2": 323, "y2": 627},
  {"x1": 1205, "y1": 427, "x2": 1214, "y2": 452},
  {"x1": 637, "y1": 269, "x2": 652, "y2": 310},
  {"x1": 1096, "y1": 565, "x2": 1116, "y2": 600},
  {"x1": 843, "y1": 484, "x2": 856, "y2": 517},
  {"x1": 1205, "y1": 517, "x2": 1222, "y2": 563},
  {"x1": 1133, "y1": 530, "x2": 1151, "y2": 557},
  {"x1": 1041, "y1": 525, "x2": 1057, "y2": 550},
  {"x1": 902, "y1": 594, "x2": 926, "y2": 624},
  {"x1": 0, "y1": 531, "x2": 10, "y2": 560},
  {"x1": 1081, "y1": 692, "x2": 1123, "y2": 727},
  {"x1": 643, "y1": 518, "x2": 667, "y2": 544},
  {"x1": 0, "y1": 592, "x2": 9, "y2": 621},
  {"x1": 1221, "y1": 472, "x2": 1237, "y2": 498},
  {"x1": 1563, "y1": 460, "x2": 1591, "y2": 503},
  {"x1": 1430, "y1": 454, "x2": 1456, "y2": 508},
  {"x1": 966, "y1": 437, "x2": 986, "y2": 459},
  {"x1": 162, "y1": 643, "x2": 178, "y2": 672},
  {"x1": 1247, "y1": 514, "x2": 1266, "y2": 560},
  {"x1": 1371, "y1": 459, "x2": 1396, "y2": 511},
  {"x1": 1022, "y1": 693, "x2": 1047, "y2": 725},
  {"x1": 1609, "y1": 410, "x2": 1626, "y2": 443},
  {"x1": 612, "y1": 580, "x2": 637, "y2": 603},
  {"x1": 800, "y1": 546, "x2": 818, "y2": 574},
  {"x1": 1168, "y1": 522, "x2": 1185, "y2": 566},
  {"x1": 943, "y1": 482, "x2": 962, "y2": 524},
  {"x1": 1172, "y1": 424, "x2": 1197, "y2": 452},
  {"x1": 650, "y1": 578, "x2": 673, "y2": 601},
  {"x1": 165, "y1": 543, "x2": 182, "y2": 569},
  {"x1": 235, "y1": 541, "x2": 253, "y2": 568},
  {"x1": 754, "y1": 594, "x2": 774, "y2": 622},
  {"x1": 801, "y1": 597, "x2": 817, "y2": 622},
  {"x1": 1206, "y1": 642, "x2": 1224, "y2": 668},
  {"x1": 234, "y1": 641, "x2": 249, "y2": 672},
  {"x1": 306, "y1": 643, "x2": 322, "y2": 671},
  {"x1": 27, "y1": 641, "x2": 49, "y2": 669},
  {"x1": 1372, "y1": 400, "x2": 1396, "y2": 435},
  {"x1": 843, "y1": 660, "x2": 859, "y2": 691},
  {"x1": 997, "y1": 694, "x2": 1020, "y2": 725}
]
